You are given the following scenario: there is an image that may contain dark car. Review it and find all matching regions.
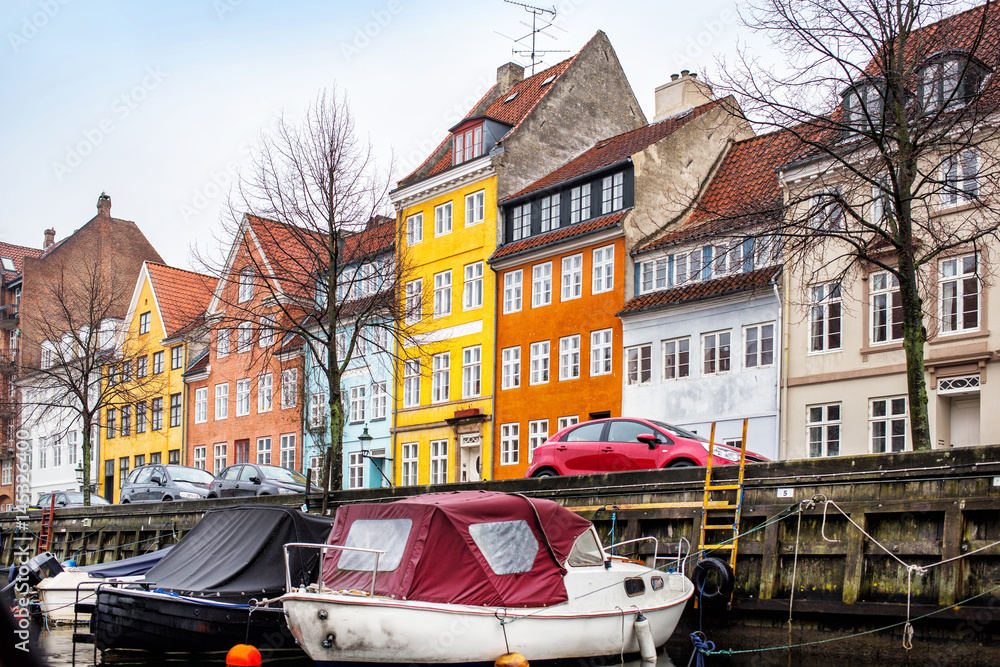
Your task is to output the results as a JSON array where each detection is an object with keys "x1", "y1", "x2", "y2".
[
  {"x1": 524, "y1": 417, "x2": 769, "y2": 478},
  {"x1": 207, "y1": 464, "x2": 307, "y2": 498},
  {"x1": 31, "y1": 491, "x2": 111, "y2": 509},
  {"x1": 119, "y1": 464, "x2": 215, "y2": 503}
]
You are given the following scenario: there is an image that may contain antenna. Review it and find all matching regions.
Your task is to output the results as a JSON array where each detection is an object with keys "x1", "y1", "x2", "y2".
[{"x1": 501, "y1": 1, "x2": 568, "y2": 75}]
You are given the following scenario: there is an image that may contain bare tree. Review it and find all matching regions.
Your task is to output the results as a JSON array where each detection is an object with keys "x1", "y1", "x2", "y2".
[
  {"x1": 17, "y1": 263, "x2": 165, "y2": 505},
  {"x1": 704, "y1": 0, "x2": 1000, "y2": 450},
  {"x1": 204, "y1": 90, "x2": 408, "y2": 512}
]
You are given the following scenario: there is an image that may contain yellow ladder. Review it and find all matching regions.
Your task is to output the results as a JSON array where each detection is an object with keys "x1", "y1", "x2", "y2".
[{"x1": 697, "y1": 419, "x2": 749, "y2": 592}]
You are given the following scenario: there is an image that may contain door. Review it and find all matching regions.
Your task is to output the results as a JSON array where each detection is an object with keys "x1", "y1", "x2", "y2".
[
  {"x1": 132, "y1": 467, "x2": 154, "y2": 501},
  {"x1": 556, "y1": 421, "x2": 607, "y2": 474},
  {"x1": 218, "y1": 465, "x2": 242, "y2": 497},
  {"x1": 237, "y1": 465, "x2": 259, "y2": 496},
  {"x1": 104, "y1": 460, "x2": 114, "y2": 502},
  {"x1": 601, "y1": 420, "x2": 661, "y2": 471},
  {"x1": 459, "y1": 435, "x2": 482, "y2": 482},
  {"x1": 951, "y1": 397, "x2": 981, "y2": 447}
]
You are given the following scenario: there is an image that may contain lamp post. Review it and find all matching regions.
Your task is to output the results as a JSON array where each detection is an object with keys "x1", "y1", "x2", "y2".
[
  {"x1": 74, "y1": 463, "x2": 84, "y2": 493},
  {"x1": 357, "y1": 426, "x2": 393, "y2": 487}
]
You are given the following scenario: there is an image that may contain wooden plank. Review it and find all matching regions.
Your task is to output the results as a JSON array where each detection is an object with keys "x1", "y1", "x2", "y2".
[
  {"x1": 938, "y1": 507, "x2": 963, "y2": 607},
  {"x1": 842, "y1": 512, "x2": 867, "y2": 605},
  {"x1": 757, "y1": 520, "x2": 780, "y2": 600}
]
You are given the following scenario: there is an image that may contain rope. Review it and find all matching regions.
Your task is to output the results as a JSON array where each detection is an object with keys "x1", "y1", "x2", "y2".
[
  {"x1": 787, "y1": 509, "x2": 803, "y2": 651},
  {"x1": 688, "y1": 631, "x2": 715, "y2": 667}
]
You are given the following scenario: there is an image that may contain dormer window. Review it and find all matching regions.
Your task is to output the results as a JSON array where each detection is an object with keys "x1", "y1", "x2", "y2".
[
  {"x1": 504, "y1": 92, "x2": 519, "y2": 103},
  {"x1": 453, "y1": 122, "x2": 484, "y2": 165},
  {"x1": 0, "y1": 257, "x2": 14, "y2": 272},
  {"x1": 918, "y1": 52, "x2": 988, "y2": 112},
  {"x1": 842, "y1": 79, "x2": 884, "y2": 130}
]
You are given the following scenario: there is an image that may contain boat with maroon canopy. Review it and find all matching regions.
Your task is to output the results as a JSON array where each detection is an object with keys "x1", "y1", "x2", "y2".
[{"x1": 281, "y1": 491, "x2": 693, "y2": 664}]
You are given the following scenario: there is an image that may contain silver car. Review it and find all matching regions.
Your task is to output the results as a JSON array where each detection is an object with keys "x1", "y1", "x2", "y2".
[{"x1": 119, "y1": 464, "x2": 215, "y2": 503}]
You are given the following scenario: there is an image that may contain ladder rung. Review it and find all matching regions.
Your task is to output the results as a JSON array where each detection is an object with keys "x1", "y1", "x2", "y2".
[
  {"x1": 705, "y1": 504, "x2": 739, "y2": 510},
  {"x1": 703, "y1": 524, "x2": 737, "y2": 530},
  {"x1": 705, "y1": 484, "x2": 742, "y2": 490},
  {"x1": 702, "y1": 544, "x2": 737, "y2": 549}
]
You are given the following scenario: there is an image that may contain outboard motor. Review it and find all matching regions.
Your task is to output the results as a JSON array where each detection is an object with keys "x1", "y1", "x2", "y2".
[{"x1": 23, "y1": 552, "x2": 63, "y2": 587}]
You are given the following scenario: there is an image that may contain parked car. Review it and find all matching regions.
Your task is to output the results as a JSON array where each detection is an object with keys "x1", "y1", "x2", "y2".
[
  {"x1": 119, "y1": 464, "x2": 215, "y2": 503},
  {"x1": 207, "y1": 464, "x2": 308, "y2": 498},
  {"x1": 524, "y1": 417, "x2": 769, "y2": 478},
  {"x1": 31, "y1": 492, "x2": 111, "y2": 509}
]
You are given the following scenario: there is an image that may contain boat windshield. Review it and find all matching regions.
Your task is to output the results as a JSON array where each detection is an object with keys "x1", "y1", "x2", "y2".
[
  {"x1": 339, "y1": 519, "x2": 412, "y2": 572},
  {"x1": 567, "y1": 529, "x2": 605, "y2": 567}
]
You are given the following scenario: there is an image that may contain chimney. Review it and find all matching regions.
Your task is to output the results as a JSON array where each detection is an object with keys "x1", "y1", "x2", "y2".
[
  {"x1": 43, "y1": 228, "x2": 55, "y2": 249},
  {"x1": 96, "y1": 192, "x2": 112, "y2": 217},
  {"x1": 653, "y1": 70, "x2": 714, "y2": 122},
  {"x1": 496, "y1": 62, "x2": 524, "y2": 95}
]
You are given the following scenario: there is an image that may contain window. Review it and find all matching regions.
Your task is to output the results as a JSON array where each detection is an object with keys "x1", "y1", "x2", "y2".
[
  {"x1": 810, "y1": 283, "x2": 842, "y2": 352},
  {"x1": 256, "y1": 437, "x2": 272, "y2": 465},
  {"x1": 559, "y1": 335, "x2": 580, "y2": 381},
  {"x1": 168, "y1": 345, "x2": 182, "y2": 370},
  {"x1": 431, "y1": 353, "x2": 450, "y2": 403},
  {"x1": 592, "y1": 246, "x2": 614, "y2": 294},
  {"x1": 702, "y1": 331, "x2": 732, "y2": 375},
  {"x1": 259, "y1": 316, "x2": 275, "y2": 347},
  {"x1": 37, "y1": 441, "x2": 46, "y2": 469},
  {"x1": 466, "y1": 190, "x2": 485, "y2": 226},
  {"x1": 453, "y1": 123, "x2": 483, "y2": 164},
  {"x1": 238, "y1": 267, "x2": 254, "y2": 303},
  {"x1": 68, "y1": 431, "x2": 78, "y2": 464},
  {"x1": 435, "y1": 202, "x2": 452, "y2": 236},
  {"x1": 237, "y1": 322, "x2": 253, "y2": 353},
  {"x1": 152, "y1": 351, "x2": 164, "y2": 374},
  {"x1": 942, "y1": 150, "x2": 979, "y2": 206},
  {"x1": 235, "y1": 379, "x2": 251, "y2": 417},
  {"x1": 512, "y1": 204, "x2": 531, "y2": 241},
  {"x1": 40, "y1": 343, "x2": 54, "y2": 369},
  {"x1": 433, "y1": 270, "x2": 452, "y2": 317},
  {"x1": 501, "y1": 346, "x2": 521, "y2": 389},
  {"x1": 463, "y1": 262, "x2": 483, "y2": 310},
  {"x1": 216, "y1": 328, "x2": 229, "y2": 357},
  {"x1": 197, "y1": 388, "x2": 210, "y2": 424},
  {"x1": 940, "y1": 253, "x2": 979, "y2": 333},
  {"x1": 280, "y1": 433, "x2": 296, "y2": 469},
  {"x1": 626, "y1": 344, "x2": 651, "y2": 385},
  {"x1": 500, "y1": 423, "x2": 519, "y2": 465},
  {"x1": 371, "y1": 382, "x2": 387, "y2": 420},
  {"x1": 405, "y1": 279, "x2": 423, "y2": 324},
  {"x1": 870, "y1": 397, "x2": 908, "y2": 453},
  {"x1": 744, "y1": 324, "x2": 775, "y2": 368},
  {"x1": 870, "y1": 272, "x2": 903, "y2": 344},
  {"x1": 193, "y1": 446, "x2": 207, "y2": 470},
  {"x1": 601, "y1": 172, "x2": 624, "y2": 214},
  {"x1": 403, "y1": 359, "x2": 420, "y2": 407},
  {"x1": 310, "y1": 388, "x2": 327, "y2": 428},
  {"x1": 282, "y1": 368, "x2": 298, "y2": 408},
  {"x1": 235, "y1": 440, "x2": 249, "y2": 464},
  {"x1": 119, "y1": 457, "x2": 129, "y2": 488},
  {"x1": 469, "y1": 521, "x2": 538, "y2": 575},
  {"x1": 53, "y1": 440, "x2": 62, "y2": 467},
  {"x1": 349, "y1": 385, "x2": 366, "y2": 423},
  {"x1": 429, "y1": 440, "x2": 448, "y2": 484},
  {"x1": 401, "y1": 443, "x2": 418, "y2": 486},
  {"x1": 258, "y1": 373, "x2": 273, "y2": 412},
  {"x1": 561, "y1": 254, "x2": 583, "y2": 301},
  {"x1": 139, "y1": 311, "x2": 150, "y2": 335},
  {"x1": 570, "y1": 184, "x2": 591, "y2": 223},
  {"x1": 150, "y1": 452, "x2": 161, "y2": 464},
  {"x1": 348, "y1": 452, "x2": 365, "y2": 489},
  {"x1": 809, "y1": 189, "x2": 844, "y2": 230},
  {"x1": 640, "y1": 257, "x2": 669, "y2": 293},
  {"x1": 106, "y1": 408, "x2": 116, "y2": 439},
  {"x1": 1, "y1": 461, "x2": 10, "y2": 486},
  {"x1": 528, "y1": 420, "x2": 548, "y2": 462},
  {"x1": 406, "y1": 213, "x2": 423, "y2": 246},
  {"x1": 662, "y1": 338, "x2": 691, "y2": 380},
  {"x1": 462, "y1": 346, "x2": 481, "y2": 398},
  {"x1": 558, "y1": 415, "x2": 579, "y2": 430},
  {"x1": 213, "y1": 443, "x2": 227, "y2": 475},
  {"x1": 842, "y1": 81, "x2": 884, "y2": 130},
  {"x1": 919, "y1": 56, "x2": 987, "y2": 111},
  {"x1": 136, "y1": 355, "x2": 147, "y2": 378},
  {"x1": 215, "y1": 383, "x2": 228, "y2": 420},
  {"x1": 169, "y1": 393, "x2": 182, "y2": 427},
  {"x1": 531, "y1": 262, "x2": 552, "y2": 307},
  {"x1": 529, "y1": 341, "x2": 549, "y2": 385},
  {"x1": 540, "y1": 195, "x2": 560, "y2": 232},
  {"x1": 590, "y1": 329, "x2": 613, "y2": 376},
  {"x1": 120, "y1": 405, "x2": 131, "y2": 437},
  {"x1": 503, "y1": 270, "x2": 522, "y2": 314},
  {"x1": 151, "y1": 397, "x2": 163, "y2": 430},
  {"x1": 807, "y1": 404, "x2": 841, "y2": 457},
  {"x1": 136, "y1": 402, "x2": 147, "y2": 433}
]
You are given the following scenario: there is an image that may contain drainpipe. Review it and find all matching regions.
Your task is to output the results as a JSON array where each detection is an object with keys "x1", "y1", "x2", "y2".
[{"x1": 771, "y1": 275, "x2": 783, "y2": 461}]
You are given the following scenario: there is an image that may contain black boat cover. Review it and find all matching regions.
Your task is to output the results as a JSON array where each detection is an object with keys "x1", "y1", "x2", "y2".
[
  {"x1": 81, "y1": 546, "x2": 173, "y2": 578},
  {"x1": 140, "y1": 505, "x2": 333, "y2": 598}
]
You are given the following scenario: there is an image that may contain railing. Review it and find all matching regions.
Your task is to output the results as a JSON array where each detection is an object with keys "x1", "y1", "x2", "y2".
[
  {"x1": 282, "y1": 542, "x2": 385, "y2": 597},
  {"x1": 606, "y1": 535, "x2": 690, "y2": 573}
]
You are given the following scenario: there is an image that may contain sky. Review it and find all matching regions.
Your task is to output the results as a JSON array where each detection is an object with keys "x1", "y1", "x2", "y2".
[{"x1": 0, "y1": 0, "x2": 751, "y2": 270}]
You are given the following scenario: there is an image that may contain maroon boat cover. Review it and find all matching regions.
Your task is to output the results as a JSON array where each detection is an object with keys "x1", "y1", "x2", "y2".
[{"x1": 321, "y1": 491, "x2": 593, "y2": 607}]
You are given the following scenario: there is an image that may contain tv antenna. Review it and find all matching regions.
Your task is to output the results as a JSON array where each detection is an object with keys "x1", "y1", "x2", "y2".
[{"x1": 500, "y1": 1, "x2": 568, "y2": 75}]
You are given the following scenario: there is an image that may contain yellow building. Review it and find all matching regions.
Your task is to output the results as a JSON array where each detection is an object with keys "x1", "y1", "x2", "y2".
[{"x1": 98, "y1": 262, "x2": 213, "y2": 502}]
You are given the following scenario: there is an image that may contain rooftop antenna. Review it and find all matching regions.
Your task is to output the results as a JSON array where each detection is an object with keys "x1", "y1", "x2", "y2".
[{"x1": 500, "y1": 1, "x2": 568, "y2": 75}]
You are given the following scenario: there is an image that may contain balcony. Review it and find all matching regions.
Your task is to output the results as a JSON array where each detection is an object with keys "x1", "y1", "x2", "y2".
[{"x1": 0, "y1": 304, "x2": 18, "y2": 332}]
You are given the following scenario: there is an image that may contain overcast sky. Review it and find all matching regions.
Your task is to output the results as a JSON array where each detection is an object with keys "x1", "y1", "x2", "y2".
[{"x1": 1, "y1": 0, "x2": 750, "y2": 269}]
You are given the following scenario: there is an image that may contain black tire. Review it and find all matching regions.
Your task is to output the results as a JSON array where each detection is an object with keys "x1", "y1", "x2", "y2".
[
  {"x1": 666, "y1": 459, "x2": 696, "y2": 468},
  {"x1": 162, "y1": 496, "x2": 173, "y2": 502},
  {"x1": 532, "y1": 469, "x2": 558, "y2": 478},
  {"x1": 692, "y1": 557, "x2": 735, "y2": 601},
  {"x1": 207, "y1": 494, "x2": 217, "y2": 499},
  {"x1": 120, "y1": 499, "x2": 129, "y2": 504}
]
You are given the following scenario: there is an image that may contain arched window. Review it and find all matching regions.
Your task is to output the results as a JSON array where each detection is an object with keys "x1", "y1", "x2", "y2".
[{"x1": 917, "y1": 51, "x2": 989, "y2": 112}]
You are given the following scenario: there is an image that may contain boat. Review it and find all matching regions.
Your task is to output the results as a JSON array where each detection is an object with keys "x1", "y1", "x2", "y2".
[
  {"x1": 92, "y1": 505, "x2": 334, "y2": 654},
  {"x1": 281, "y1": 491, "x2": 694, "y2": 665}
]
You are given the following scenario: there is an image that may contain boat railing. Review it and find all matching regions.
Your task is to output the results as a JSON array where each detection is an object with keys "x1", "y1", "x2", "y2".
[
  {"x1": 282, "y1": 542, "x2": 385, "y2": 597},
  {"x1": 605, "y1": 535, "x2": 689, "y2": 572}
]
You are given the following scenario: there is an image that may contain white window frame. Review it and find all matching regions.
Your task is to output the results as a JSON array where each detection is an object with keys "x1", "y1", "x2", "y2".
[
  {"x1": 869, "y1": 396, "x2": 909, "y2": 453},
  {"x1": 601, "y1": 172, "x2": 624, "y2": 214},
  {"x1": 463, "y1": 262, "x2": 483, "y2": 310},
  {"x1": 256, "y1": 437, "x2": 272, "y2": 465},
  {"x1": 349, "y1": 385, "x2": 366, "y2": 424},
  {"x1": 503, "y1": 270, "x2": 522, "y2": 314},
  {"x1": 282, "y1": 368, "x2": 298, "y2": 409},
  {"x1": 216, "y1": 328, "x2": 229, "y2": 357},
  {"x1": 215, "y1": 383, "x2": 229, "y2": 420},
  {"x1": 429, "y1": 440, "x2": 448, "y2": 484},
  {"x1": 590, "y1": 328, "x2": 613, "y2": 376},
  {"x1": 235, "y1": 379, "x2": 251, "y2": 417},
  {"x1": 403, "y1": 359, "x2": 420, "y2": 407},
  {"x1": 237, "y1": 321, "x2": 253, "y2": 353},
  {"x1": 370, "y1": 382, "x2": 387, "y2": 420},
  {"x1": 238, "y1": 267, "x2": 254, "y2": 303},
  {"x1": 529, "y1": 341, "x2": 549, "y2": 385},
  {"x1": 702, "y1": 331, "x2": 732, "y2": 375},
  {"x1": 540, "y1": 195, "x2": 560, "y2": 232},
  {"x1": 193, "y1": 446, "x2": 207, "y2": 470},
  {"x1": 570, "y1": 184, "x2": 591, "y2": 223},
  {"x1": 807, "y1": 403, "x2": 842, "y2": 458},
  {"x1": 558, "y1": 415, "x2": 578, "y2": 430},
  {"x1": 258, "y1": 373, "x2": 273, "y2": 412},
  {"x1": 939, "y1": 253, "x2": 980, "y2": 334},
  {"x1": 626, "y1": 344, "x2": 651, "y2": 385},
  {"x1": 465, "y1": 190, "x2": 485, "y2": 227},
  {"x1": 431, "y1": 352, "x2": 450, "y2": 403},
  {"x1": 744, "y1": 324, "x2": 775, "y2": 368},
  {"x1": 348, "y1": 452, "x2": 365, "y2": 489},
  {"x1": 809, "y1": 283, "x2": 843, "y2": 353},
  {"x1": 405, "y1": 279, "x2": 423, "y2": 324},
  {"x1": 528, "y1": 419, "x2": 548, "y2": 462},
  {"x1": 259, "y1": 315, "x2": 275, "y2": 347},
  {"x1": 640, "y1": 257, "x2": 669, "y2": 294},
  {"x1": 433, "y1": 270, "x2": 452, "y2": 318},
  {"x1": 941, "y1": 149, "x2": 979, "y2": 207},
  {"x1": 501, "y1": 346, "x2": 520, "y2": 389},
  {"x1": 401, "y1": 442, "x2": 418, "y2": 486},
  {"x1": 662, "y1": 337, "x2": 691, "y2": 381},
  {"x1": 435, "y1": 201, "x2": 453, "y2": 236},
  {"x1": 531, "y1": 262, "x2": 552, "y2": 308},
  {"x1": 213, "y1": 442, "x2": 227, "y2": 475},
  {"x1": 500, "y1": 423, "x2": 520, "y2": 465},
  {"x1": 558, "y1": 334, "x2": 581, "y2": 381},
  {"x1": 561, "y1": 254, "x2": 583, "y2": 301},
  {"x1": 195, "y1": 387, "x2": 208, "y2": 423},
  {"x1": 462, "y1": 346, "x2": 481, "y2": 398},
  {"x1": 280, "y1": 433, "x2": 296, "y2": 470},
  {"x1": 406, "y1": 212, "x2": 423, "y2": 246},
  {"x1": 592, "y1": 245, "x2": 614, "y2": 294},
  {"x1": 870, "y1": 272, "x2": 903, "y2": 345}
]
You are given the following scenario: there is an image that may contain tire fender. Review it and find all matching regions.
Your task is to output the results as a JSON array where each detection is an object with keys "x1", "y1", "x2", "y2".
[{"x1": 692, "y1": 557, "x2": 735, "y2": 600}]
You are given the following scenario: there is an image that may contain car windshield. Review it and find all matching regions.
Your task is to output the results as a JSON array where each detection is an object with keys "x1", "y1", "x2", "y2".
[
  {"x1": 649, "y1": 420, "x2": 709, "y2": 443},
  {"x1": 165, "y1": 466, "x2": 214, "y2": 484},
  {"x1": 65, "y1": 492, "x2": 109, "y2": 505},
  {"x1": 260, "y1": 466, "x2": 307, "y2": 484}
]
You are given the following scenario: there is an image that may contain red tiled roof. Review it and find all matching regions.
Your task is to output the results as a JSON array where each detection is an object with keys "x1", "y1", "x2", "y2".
[
  {"x1": 145, "y1": 262, "x2": 215, "y2": 338},
  {"x1": 618, "y1": 267, "x2": 780, "y2": 316},
  {"x1": 0, "y1": 241, "x2": 42, "y2": 278},
  {"x1": 490, "y1": 210, "x2": 628, "y2": 263},
  {"x1": 340, "y1": 217, "x2": 396, "y2": 262},
  {"x1": 505, "y1": 100, "x2": 724, "y2": 202},
  {"x1": 185, "y1": 349, "x2": 210, "y2": 375}
]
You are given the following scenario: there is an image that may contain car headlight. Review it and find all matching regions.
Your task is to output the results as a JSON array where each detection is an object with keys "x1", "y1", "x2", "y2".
[
  {"x1": 178, "y1": 492, "x2": 201, "y2": 500},
  {"x1": 701, "y1": 442, "x2": 741, "y2": 462},
  {"x1": 276, "y1": 488, "x2": 298, "y2": 495}
]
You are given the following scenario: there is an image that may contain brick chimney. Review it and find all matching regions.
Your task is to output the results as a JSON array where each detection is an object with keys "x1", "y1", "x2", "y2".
[
  {"x1": 496, "y1": 62, "x2": 524, "y2": 95},
  {"x1": 654, "y1": 70, "x2": 714, "y2": 122},
  {"x1": 43, "y1": 228, "x2": 56, "y2": 249},
  {"x1": 96, "y1": 192, "x2": 112, "y2": 217}
]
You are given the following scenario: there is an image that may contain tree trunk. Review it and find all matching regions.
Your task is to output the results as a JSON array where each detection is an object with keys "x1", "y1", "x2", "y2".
[
  {"x1": 320, "y1": 373, "x2": 345, "y2": 515},
  {"x1": 82, "y1": 414, "x2": 92, "y2": 506},
  {"x1": 897, "y1": 256, "x2": 931, "y2": 451}
]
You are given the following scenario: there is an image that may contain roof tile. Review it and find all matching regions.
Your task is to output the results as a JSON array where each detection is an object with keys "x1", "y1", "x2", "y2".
[
  {"x1": 490, "y1": 209, "x2": 628, "y2": 263},
  {"x1": 0, "y1": 241, "x2": 42, "y2": 278},
  {"x1": 145, "y1": 263, "x2": 215, "y2": 338},
  {"x1": 618, "y1": 266, "x2": 781, "y2": 316}
]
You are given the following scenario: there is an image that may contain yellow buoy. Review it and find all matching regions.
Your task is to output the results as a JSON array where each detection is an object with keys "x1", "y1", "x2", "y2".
[
  {"x1": 495, "y1": 652, "x2": 529, "y2": 667},
  {"x1": 226, "y1": 644, "x2": 262, "y2": 666}
]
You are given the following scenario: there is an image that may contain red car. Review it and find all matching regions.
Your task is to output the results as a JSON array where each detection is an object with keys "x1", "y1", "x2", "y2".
[{"x1": 524, "y1": 417, "x2": 768, "y2": 478}]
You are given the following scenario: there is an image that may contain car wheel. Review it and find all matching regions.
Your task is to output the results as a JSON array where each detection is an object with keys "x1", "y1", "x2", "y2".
[
  {"x1": 666, "y1": 459, "x2": 696, "y2": 468},
  {"x1": 162, "y1": 496, "x2": 173, "y2": 502},
  {"x1": 207, "y1": 494, "x2": 217, "y2": 499},
  {"x1": 533, "y1": 469, "x2": 558, "y2": 478},
  {"x1": 259, "y1": 492, "x2": 270, "y2": 496},
  {"x1": 120, "y1": 499, "x2": 129, "y2": 504}
]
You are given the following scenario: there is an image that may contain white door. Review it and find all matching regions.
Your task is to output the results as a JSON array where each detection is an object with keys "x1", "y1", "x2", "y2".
[
  {"x1": 460, "y1": 434, "x2": 482, "y2": 482},
  {"x1": 950, "y1": 397, "x2": 981, "y2": 447}
]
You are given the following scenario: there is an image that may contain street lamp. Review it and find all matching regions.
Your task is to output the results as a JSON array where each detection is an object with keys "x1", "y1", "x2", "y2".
[
  {"x1": 74, "y1": 463, "x2": 84, "y2": 492},
  {"x1": 357, "y1": 426, "x2": 393, "y2": 487}
]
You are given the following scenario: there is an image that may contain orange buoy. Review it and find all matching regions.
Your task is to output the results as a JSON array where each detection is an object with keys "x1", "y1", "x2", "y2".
[
  {"x1": 226, "y1": 644, "x2": 262, "y2": 666},
  {"x1": 495, "y1": 652, "x2": 529, "y2": 667}
]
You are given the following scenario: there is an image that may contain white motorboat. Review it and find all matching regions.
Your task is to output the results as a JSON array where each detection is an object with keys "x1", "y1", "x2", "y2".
[{"x1": 281, "y1": 491, "x2": 693, "y2": 665}]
